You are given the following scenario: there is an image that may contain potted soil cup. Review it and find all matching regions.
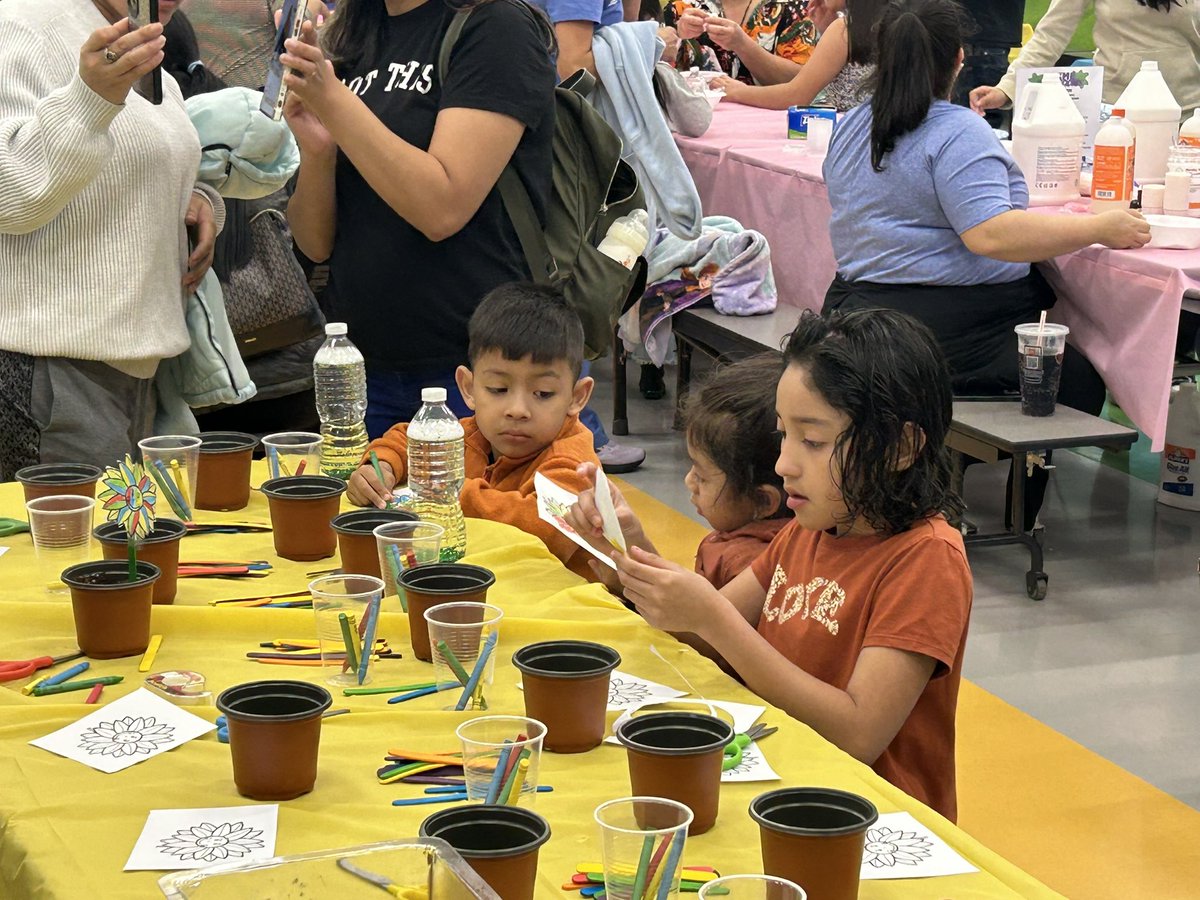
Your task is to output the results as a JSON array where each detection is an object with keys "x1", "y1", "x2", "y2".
[
  {"x1": 331, "y1": 508, "x2": 417, "y2": 579},
  {"x1": 749, "y1": 787, "x2": 878, "y2": 900},
  {"x1": 15, "y1": 463, "x2": 102, "y2": 503},
  {"x1": 94, "y1": 519, "x2": 187, "y2": 605},
  {"x1": 513, "y1": 641, "x2": 621, "y2": 753},
  {"x1": 215, "y1": 680, "x2": 333, "y2": 801},
  {"x1": 261, "y1": 476, "x2": 346, "y2": 561},
  {"x1": 397, "y1": 563, "x2": 496, "y2": 662},
  {"x1": 420, "y1": 805, "x2": 551, "y2": 900},
  {"x1": 62, "y1": 560, "x2": 161, "y2": 659},
  {"x1": 615, "y1": 711, "x2": 734, "y2": 835},
  {"x1": 195, "y1": 432, "x2": 259, "y2": 511}
]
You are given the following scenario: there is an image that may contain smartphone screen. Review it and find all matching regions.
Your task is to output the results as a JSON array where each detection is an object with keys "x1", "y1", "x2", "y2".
[
  {"x1": 260, "y1": 0, "x2": 305, "y2": 121},
  {"x1": 127, "y1": 0, "x2": 163, "y2": 104}
]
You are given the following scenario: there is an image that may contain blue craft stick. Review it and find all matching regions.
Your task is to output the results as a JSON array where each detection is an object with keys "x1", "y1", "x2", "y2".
[
  {"x1": 485, "y1": 741, "x2": 514, "y2": 804},
  {"x1": 357, "y1": 596, "x2": 380, "y2": 686},
  {"x1": 42, "y1": 661, "x2": 89, "y2": 687},
  {"x1": 267, "y1": 446, "x2": 282, "y2": 480},
  {"x1": 425, "y1": 784, "x2": 551, "y2": 795},
  {"x1": 151, "y1": 458, "x2": 191, "y2": 519},
  {"x1": 454, "y1": 631, "x2": 498, "y2": 711},
  {"x1": 386, "y1": 683, "x2": 459, "y2": 704},
  {"x1": 655, "y1": 825, "x2": 688, "y2": 900},
  {"x1": 391, "y1": 794, "x2": 470, "y2": 807}
]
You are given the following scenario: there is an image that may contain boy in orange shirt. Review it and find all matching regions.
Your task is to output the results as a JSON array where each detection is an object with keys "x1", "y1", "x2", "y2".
[{"x1": 347, "y1": 282, "x2": 600, "y2": 575}]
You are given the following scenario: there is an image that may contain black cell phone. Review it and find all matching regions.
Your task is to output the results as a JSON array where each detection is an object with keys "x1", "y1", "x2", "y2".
[
  {"x1": 127, "y1": 0, "x2": 163, "y2": 105},
  {"x1": 260, "y1": 0, "x2": 307, "y2": 121}
]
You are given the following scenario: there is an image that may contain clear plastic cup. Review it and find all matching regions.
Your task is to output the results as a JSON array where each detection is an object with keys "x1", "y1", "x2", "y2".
[
  {"x1": 261, "y1": 431, "x2": 323, "y2": 482},
  {"x1": 309, "y1": 574, "x2": 386, "y2": 687},
  {"x1": 425, "y1": 602, "x2": 503, "y2": 710},
  {"x1": 1014, "y1": 323, "x2": 1069, "y2": 417},
  {"x1": 375, "y1": 521, "x2": 444, "y2": 599},
  {"x1": 699, "y1": 875, "x2": 807, "y2": 899},
  {"x1": 26, "y1": 495, "x2": 96, "y2": 592},
  {"x1": 594, "y1": 797, "x2": 694, "y2": 900},
  {"x1": 137, "y1": 435, "x2": 201, "y2": 520},
  {"x1": 806, "y1": 117, "x2": 833, "y2": 157},
  {"x1": 456, "y1": 715, "x2": 547, "y2": 807}
]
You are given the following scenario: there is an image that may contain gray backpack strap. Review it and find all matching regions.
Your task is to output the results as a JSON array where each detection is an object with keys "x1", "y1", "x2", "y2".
[
  {"x1": 497, "y1": 168, "x2": 559, "y2": 285},
  {"x1": 436, "y1": 7, "x2": 474, "y2": 85}
]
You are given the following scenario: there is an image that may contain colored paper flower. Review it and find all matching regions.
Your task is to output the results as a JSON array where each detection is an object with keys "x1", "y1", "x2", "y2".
[
  {"x1": 97, "y1": 455, "x2": 157, "y2": 539},
  {"x1": 157, "y1": 821, "x2": 265, "y2": 863},
  {"x1": 862, "y1": 826, "x2": 934, "y2": 868},
  {"x1": 78, "y1": 715, "x2": 174, "y2": 758}
]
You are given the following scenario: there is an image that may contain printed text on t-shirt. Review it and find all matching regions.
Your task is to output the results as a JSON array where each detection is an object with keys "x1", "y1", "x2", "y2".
[
  {"x1": 344, "y1": 61, "x2": 434, "y2": 97},
  {"x1": 761, "y1": 564, "x2": 843, "y2": 636}
]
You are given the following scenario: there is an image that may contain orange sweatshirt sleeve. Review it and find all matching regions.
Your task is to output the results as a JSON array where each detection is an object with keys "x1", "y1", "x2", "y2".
[{"x1": 363, "y1": 423, "x2": 410, "y2": 484}]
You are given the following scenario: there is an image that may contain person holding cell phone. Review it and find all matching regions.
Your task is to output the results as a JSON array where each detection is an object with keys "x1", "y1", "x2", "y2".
[
  {"x1": 0, "y1": 0, "x2": 226, "y2": 478},
  {"x1": 282, "y1": 0, "x2": 556, "y2": 434}
]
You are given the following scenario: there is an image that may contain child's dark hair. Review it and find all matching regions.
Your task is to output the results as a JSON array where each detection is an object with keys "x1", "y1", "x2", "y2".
[
  {"x1": 163, "y1": 11, "x2": 228, "y2": 98},
  {"x1": 467, "y1": 282, "x2": 585, "y2": 378},
  {"x1": 783, "y1": 309, "x2": 961, "y2": 534},
  {"x1": 685, "y1": 353, "x2": 786, "y2": 513}
]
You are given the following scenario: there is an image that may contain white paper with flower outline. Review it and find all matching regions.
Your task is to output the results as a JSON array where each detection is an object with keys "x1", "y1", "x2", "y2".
[
  {"x1": 124, "y1": 805, "x2": 279, "y2": 871},
  {"x1": 534, "y1": 472, "x2": 617, "y2": 570},
  {"x1": 859, "y1": 812, "x2": 977, "y2": 880},
  {"x1": 719, "y1": 741, "x2": 781, "y2": 783},
  {"x1": 606, "y1": 671, "x2": 686, "y2": 711},
  {"x1": 29, "y1": 688, "x2": 215, "y2": 773}
]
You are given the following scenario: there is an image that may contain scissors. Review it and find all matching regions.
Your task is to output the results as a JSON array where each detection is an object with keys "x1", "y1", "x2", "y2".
[
  {"x1": 0, "y1": 651, "x2": 85, "y2": 683},
  {"x1": 723, "y1": 722, "x2": 777, "y2": 771},
  {"x1": 0, "y1": 517, "x2": 30, "y2": 538}
]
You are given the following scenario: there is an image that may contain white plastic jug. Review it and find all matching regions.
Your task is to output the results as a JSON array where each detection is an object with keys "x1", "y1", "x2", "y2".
[
  {"x1": 1158, "y1": 380, "x2": 1200, "y2": 511},
  {"x1": 1114, "y1": 61, "x2": 1181, "y2": 184},
  {"x1": 1011, "y1": 80, "x2": 1085, "y2": 206}
]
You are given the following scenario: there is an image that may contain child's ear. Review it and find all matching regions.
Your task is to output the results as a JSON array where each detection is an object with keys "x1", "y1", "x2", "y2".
[
  {"x1": 895, "y1": 422, "x2": 926, "y2": 472},
  {"x1": 454, "y1": 365, "x2": 478, "y2": 412},
  {"x1": 753, "y1": 484, "x2": 785, "y2": 520},
  {"x1": 569, "y1": 374, "x2": 595, "y2": 416}
]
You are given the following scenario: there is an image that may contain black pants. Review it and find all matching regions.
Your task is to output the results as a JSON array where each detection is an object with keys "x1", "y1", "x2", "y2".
[
  {"x1": 953, "y1": 43, "x2": 1013, "y2": 131},
  {"x1": 824, "y1": 272, "x2": 1108, "y2": 526}
]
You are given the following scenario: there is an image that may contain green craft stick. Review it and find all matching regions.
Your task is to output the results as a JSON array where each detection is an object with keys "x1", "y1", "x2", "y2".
[
  {"x1": 338, "y1": 612, "x2": 359, "y2": 672},
  {"x1": 343, "y1": 682, "x2": 437, "y2": 696},
  {"x1": 32, "y1": 675, "x2": 124, "y2": 696},
  {"x1": 630, "y1": 834, "x2": 656, "y2": 900},
  {"x1": 434, "y1": 640, "x2": 472, "y2": 687}
]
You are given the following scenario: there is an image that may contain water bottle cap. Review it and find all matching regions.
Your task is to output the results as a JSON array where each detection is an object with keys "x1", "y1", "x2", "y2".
[
  {"x1": 422, "y1": 387, "x2": 447, "y2": 403},
  {"x1": 325, "y1": 323, "x2": 348, "y2": 336}
]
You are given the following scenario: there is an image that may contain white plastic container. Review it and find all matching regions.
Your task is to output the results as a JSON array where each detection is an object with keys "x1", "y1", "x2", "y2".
[
  {"x1": 1090, "y1": 114, "x2": 1135, "y2": 211},
  {"x1": 1164, "y1": 169, "x2": 1191, "y2": 216},
  {"x1": 1114, "y1": 61, "x2": 1181, "y2": 184},
  {"x1": 1157, "y1": 381, "x2": 1200, "y2": 511},
  {"x1": 1011, "y1": 80, "x2": 1085, "y2": 206},
  {"x1": 1180, "y1": 109, "x2": 1200, "y2": 147},
  {"x1": 597, "y1": 209, "x2": 650, "y2": 269}
]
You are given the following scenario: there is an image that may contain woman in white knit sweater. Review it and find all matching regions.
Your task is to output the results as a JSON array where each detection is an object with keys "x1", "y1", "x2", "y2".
[
  {"x1": 0, "y1": 0, "x2": 223, "y2": 479},
  {"x1": 970, "y1": 0, "x2": 1200, "y2": 118}
]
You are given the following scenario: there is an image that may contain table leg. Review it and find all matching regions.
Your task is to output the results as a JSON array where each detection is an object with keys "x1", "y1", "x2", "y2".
[
  {"x1": 612, "y1": 329, "x2": 629, "y2": 436},
  {"x1": 674, "y1": 338, "x2": 694, "y2": 431}
]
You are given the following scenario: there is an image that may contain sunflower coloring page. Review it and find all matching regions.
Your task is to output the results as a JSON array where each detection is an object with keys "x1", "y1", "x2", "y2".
[
  {"x1": 858, "y1": 812, "x2": 978, "y2": 880},
  {"x1": 606, "y1": 672, "x2": 686, "y2": 711},
  {"x1": 29, "y1": 688, "x2": 215, "y2": 773},
  {"x1": 125, "y1": 805, "x2": 278, "y2": 871}
]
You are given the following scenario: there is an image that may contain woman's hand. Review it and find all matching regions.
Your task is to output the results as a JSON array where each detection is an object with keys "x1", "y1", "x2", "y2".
[
  {"x1": 711, "y1": 74, "x2": 746, "y2": 99},
  {"x1": 615, "y1": 546, "x2": 721, "y2": 634},
  {"x1": 280, "y1": 21, "x2": 346, "y2": 123},
  {"x1": 78, "y1": 19, "x2": 165, "y2": 106},
  {"x1": 1094, "y1": 209, "x2": 1151, "y2": 250},
  {"x1": 969, "y1": 85, "x2": 1009, "y2": 115},
  {"x1": 183, "y1": 193, "x2": 217, "y2": 292},
  {"x1": 701, "y1": 15, "x2": 750, "y2": 53},
  {"x1": 676, "y1": 7, "x2": 709, "y2": 40}
]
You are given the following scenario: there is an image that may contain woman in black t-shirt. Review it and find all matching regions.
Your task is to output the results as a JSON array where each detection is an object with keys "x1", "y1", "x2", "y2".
[{"x1": 282, "y1": 0, "x2": 555, "y2": 433}]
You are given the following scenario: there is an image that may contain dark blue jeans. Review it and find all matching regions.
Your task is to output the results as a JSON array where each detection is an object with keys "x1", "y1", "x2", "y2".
[{"x1": 954, "y1": 45, "x2": 1012, "y2": 130}]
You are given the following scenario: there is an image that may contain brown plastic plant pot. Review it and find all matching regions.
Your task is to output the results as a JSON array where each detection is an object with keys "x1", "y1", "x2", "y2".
[
  {"x1": 420, "y1": 805, "x2": 551, "y2": 900},
  {"x1": 749, "y1": 787, "x2": 879, "y2": 900},
  {"x1": 15, "y1": 463, "x2": 102, "y2": 503},
  {"x1": 260, "y1": 476, "x2": 346, "y2": 561},
  {"x1": 331, "y1": 508, "x2": 418, "y2": 579},
  {"x1": 615, "y1": 711, "x2": 734, "y2": 835},
  {"x1": 94, "y1": 519, "x2": 187, "y2": 605},
  {"x1": 397, "y1": 563, "x2": 496, "y2": 662},
  {"x1": 215, "y1": 680, "x2": 333, "y2": 801},
  {"x1": 195, "y1": 432, "x2": 259, "y2": 511},
  {"x1": 62, "y1": 560, "x2": 161, "y2": 659},
  {"x1": 512, "y1": 640, "x2": 621, "y2": 753}
]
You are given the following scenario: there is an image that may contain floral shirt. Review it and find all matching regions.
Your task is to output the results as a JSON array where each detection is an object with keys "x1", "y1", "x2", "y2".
[{"x1": 664, "y1": 0, "x2": 817, "y2": 85}]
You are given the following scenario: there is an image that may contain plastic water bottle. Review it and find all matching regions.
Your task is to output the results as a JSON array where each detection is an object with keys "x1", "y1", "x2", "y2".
[
  {"x1": 597, "y1": 209, "x2": 649, "y2": 269},
  {"x1": 313, "y1": 323, "x2": 368, "y2": 480},
  {"x1": 407, "y1": 387, "x2": 467, "y2": 560}
]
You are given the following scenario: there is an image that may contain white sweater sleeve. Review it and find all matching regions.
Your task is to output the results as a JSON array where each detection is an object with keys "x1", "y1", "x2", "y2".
[
  {"x1": 996, "y1": 0, "x2": 1092, "y2": 102},
  {"x1": 0, "y1": 20, "x2": 123, "y2": 235}
]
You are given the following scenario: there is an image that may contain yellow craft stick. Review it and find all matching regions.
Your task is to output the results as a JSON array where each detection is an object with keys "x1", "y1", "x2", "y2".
[
  {"x1": 139, "y1": 634, "x2": 163, "y2": 672},
  {"x1": 170, "y1": 458, "x2": 191, "y2": 507},
  {"x1": 575, "y1": 863, "x2": 714, "y2": 881},
  {"x1": 504, "y1": 757, "x2": 529, "y2": 805},
  {"x1": 385, "y1": 749, "x2": 464, "y2": 766}
]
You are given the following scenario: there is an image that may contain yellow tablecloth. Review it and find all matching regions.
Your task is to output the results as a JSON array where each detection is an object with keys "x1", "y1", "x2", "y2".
[{"x1": 0, "y1": 468, "x2": 1061, "y2": 899}]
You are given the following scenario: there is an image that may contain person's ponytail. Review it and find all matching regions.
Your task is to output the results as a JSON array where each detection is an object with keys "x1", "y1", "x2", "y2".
[{"x1": 867, "y1": 0, "x2": 965, "y2": 171}]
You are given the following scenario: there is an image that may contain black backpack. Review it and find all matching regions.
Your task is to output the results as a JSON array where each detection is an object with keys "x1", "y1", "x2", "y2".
[{"x1": 438, "y1": 4, "x2": 648, "y2": 359}]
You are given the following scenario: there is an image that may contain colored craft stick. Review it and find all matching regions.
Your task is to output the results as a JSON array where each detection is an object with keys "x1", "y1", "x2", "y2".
[
  {"x1": 369, "y1": 451, "x2": 388, "y2": 492},
  {"x1": 503, "y1": 755, "x2": 530, "y2": 805},
  {"x1": 169, "y1": 459, "x2": 191, "y2": 510},
  {"x1": 485, "y1": 742, "x2": 514, "y2": 804},
  {"x1": 388, "y1": 545, "x2": 408, "y2": 612},
  {"x1": 267, "y1": 446, "x2": 282, "y2": 480},
  {"x1": 151, "y1": 458, "x2": 191, "y2": 520},
  {"x1": 643, "y1": 834, "x2": 672, "y2": 900},
  {"x1": 358, "y1": 597, "x2": 380, "y2": 685},
  {"x1": 576, "y1": 865, "x2": 714, "y2": 878},
  {"x1": 295, "y1": 459, "x2": 307, "y2": 476},
  {"x1": 387, "y1": 683, "x2": 458, "y2": 704},
  {"x1": 391, "y1": 795, "x2": 470, "y2": 807},
  {"x1": 654, "y1": 825, "x2": 688, "y2": 900},
  {"x1": 41, "y1": 661, "x2": 89, "y2": 687},
  {"x1": 32, "y1": 675, "x2": 123, "y2": 696},
  {"x1": 278, "y1": 456, "x2": 292, "y2": 477},
  {"x1": 378, "y1": 762, "x2": 444, "y2": 784},
  {"x1": 138, "y1": 634, "x2": 163, "y2": 673},
  {"x1": 253, "y1": 658, "x2": 326, "y2": 667},
  {"x1": 324, "y1": 708, "x2": 351, "y2": 718},
  {"x1": 85, "y1": 683, "x2": 105, "y2": 704},
  {"x1": 343, "y1": 682, "x2": 436, "y2": 696},
  {"x1": 386, "y1": 748, "x2": 463, "y2": 765},
  {"x1": 454, "y1": 631, "x2": 497, "y2": 711},
  {"x1": 338, "y1": 613, "x2": 360, "y2": 673},
  {"x1": 402, "y1": 775, "x2": 467, "y2": 786},
  {"x1": 434, "y1": 640, "x2": 472, "y2": 687},
  {"x1": 629, "y1": 835, "x2": 656, "y2": 900}
]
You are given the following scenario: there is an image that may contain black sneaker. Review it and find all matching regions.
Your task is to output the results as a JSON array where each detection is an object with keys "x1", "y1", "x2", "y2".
[{"x1": 639, "y1": 364, "x2": 666, "y2": 400}]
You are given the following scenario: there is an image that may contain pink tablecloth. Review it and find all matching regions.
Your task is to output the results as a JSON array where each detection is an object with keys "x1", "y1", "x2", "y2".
[{"x1": 675, "y1": 103, "x2": 1200, "y2": 451}]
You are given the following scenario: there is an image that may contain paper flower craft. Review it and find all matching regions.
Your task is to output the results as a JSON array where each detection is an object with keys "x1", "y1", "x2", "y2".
[
  {"x1": 78, "y1": 715, "x2": 175, "y2": 758},
  {"x1": 157, "y1": 821, "x2": 265, "y2": 863},
  {"x1": 862, "y1": 825, "x2": 935, "y2": 868},
  {"x1": 98, "y1": 456, "x2": 157, "y2": 540}
]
